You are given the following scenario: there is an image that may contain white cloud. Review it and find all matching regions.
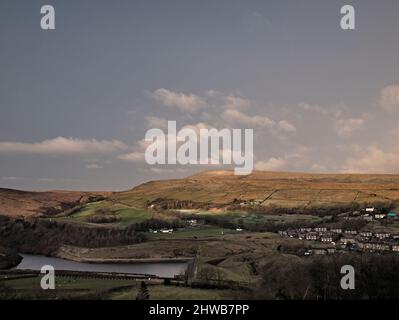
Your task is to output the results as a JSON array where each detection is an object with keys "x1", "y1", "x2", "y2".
[
  {"x1": 299, "y1": 102, "x2": 343, "y2": 118},
  {"x1": 299, "y1": 102, "x2": 329, "y2": 115},
  {"x1": 182, "y1": 122, "x2": 212, "y2": 134},
  {"x1": 255, "y1": 157, "x2": 287, "y2": 171},
  {"x1": 222, "y1": 109, "x2": 296, "y2": 134},
  {"x1": 119, "y1": 123, "x2": 211, "y2": 164},
  {"x1": 255, "y1": 147, "x2": 312, "y2": 172},
  {"x1": 205, "y1": 90, "x2": 220, "y2": 97},
  {"x1": 118, "y1": 136, "x2": 156, "y2": 163},
  {"x1": 145, "y1": 116, "x2": 168, "y2": 129},
  {"x1": 379, "y1": 85, "x2": 399, "y2": 111},
  {"x1": 278, "y1": 120, "x2": 297, "y2": 132},
  {"x1": 0, "y1": 137, "x2": 128, "y2": 155},
  {"x1": 342, "y1": 146, "x2": 399, "y2": 173},
  {"x1": 152, "y1": 88, "x2": 205, "y2": 113},
  {"x1": 222, "y1": 109, "x2": 275, "y2": 128},
  {"x1": 118, "y1": 151, "x2": 145, "y2": 163},
  {"x1": 333, "y1": 115, "x2": 368, "y2": 137},
  {"x1": 119, "y1": 121, "x2": 252, "y2": 166}
]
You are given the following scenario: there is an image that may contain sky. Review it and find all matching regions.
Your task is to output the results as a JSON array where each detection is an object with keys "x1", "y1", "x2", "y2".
[{"x1": 1, "y1": 0, "x2": 399, "y2": 191}]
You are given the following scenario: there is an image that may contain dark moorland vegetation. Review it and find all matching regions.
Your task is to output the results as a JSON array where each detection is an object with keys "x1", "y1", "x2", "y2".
[{"x1": 259, "y1": 253, "x2": 399, "y2": 300}]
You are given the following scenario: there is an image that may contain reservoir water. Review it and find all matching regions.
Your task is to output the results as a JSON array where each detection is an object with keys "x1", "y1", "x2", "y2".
[{"x1": 16, "y1": 254, "x2": 188, "y2": 278}]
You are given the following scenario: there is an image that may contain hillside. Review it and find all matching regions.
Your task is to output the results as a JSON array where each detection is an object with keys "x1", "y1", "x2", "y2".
[
  {"x1": 3, "y1": 170, "x2": 399, "y2": 292},
  {"x1": 2, "y1": 171, "x2": 399, "y2": 219},
  {"x1": 112, "y1": 170, "x2": 399, "y2": 209},
  {"x1": 0, "y1": 188, "x2": 109, "y2": 218}
]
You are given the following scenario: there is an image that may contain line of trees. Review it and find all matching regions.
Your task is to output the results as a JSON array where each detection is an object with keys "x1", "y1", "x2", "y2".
[{"x1": 0, "y1": 215, "x2": 146, "y2": 255}]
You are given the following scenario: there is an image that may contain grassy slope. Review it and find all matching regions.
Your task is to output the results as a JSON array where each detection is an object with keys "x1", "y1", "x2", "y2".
[
  {"x1": 0, "y1": 188, "x2": 109, "y2": 218},
  {"x1": 109, "y1": 285, "x2": 235, "y2": 300},
  {"x1": 59, "y1": 170, "x2": 399, "y2": 226},
  {"x1": 3, "y1": 170, "x2": 399, "y2": 220},
  {"x1": 110, "y1": 170, "x2": 399, "y2": 209},
  {"x1": 69, "y1": 201, "x2": 156, "y2": 225},
  {"x1": 3, "y1": 276, "x2": 236, "y2": 300}
]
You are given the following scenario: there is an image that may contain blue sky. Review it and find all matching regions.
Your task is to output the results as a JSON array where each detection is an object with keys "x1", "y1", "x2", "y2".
[{"x1": 1, "y1": 0, "x2": 399, "y2": 190}]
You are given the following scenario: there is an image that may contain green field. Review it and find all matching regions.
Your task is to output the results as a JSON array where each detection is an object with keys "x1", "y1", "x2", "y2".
[
  {"x1": 68, "y1": 201, "x2": 166, "y2": 225},
  {"x1": 109, "y1": 285, "x2": 235, "y2": 300},
  {"x1": 67, "y1": 201, "x2": 324, "y2": 238},
  {"x1": 1, "y1": 276, "x2": 236, "y2": 300},
  {"x1": 3, "y1": 276, "x2": 137, "y2": 290}
]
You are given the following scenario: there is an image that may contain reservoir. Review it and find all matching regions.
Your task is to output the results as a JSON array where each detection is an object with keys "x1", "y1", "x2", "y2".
[{"x1": 16, "y1": 254, "x2": 189, "y2": 278}]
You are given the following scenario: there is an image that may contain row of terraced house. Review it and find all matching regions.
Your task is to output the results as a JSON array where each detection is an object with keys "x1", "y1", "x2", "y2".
[{"x1": 278, "y1": 227, "x2": 399, "y2": 253}]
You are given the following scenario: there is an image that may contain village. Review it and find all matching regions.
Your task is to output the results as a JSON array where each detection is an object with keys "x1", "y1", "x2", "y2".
[{"x1": 279, "y1": 207, "x2": 399, "y2": 256}]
